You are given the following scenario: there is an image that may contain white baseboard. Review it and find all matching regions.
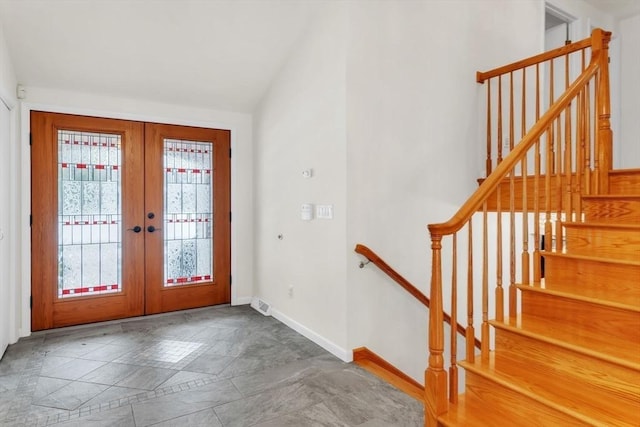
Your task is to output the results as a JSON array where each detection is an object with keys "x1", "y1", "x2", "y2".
[{"x1": 270, "y1": 307, "x2": 352, "y2": 363}]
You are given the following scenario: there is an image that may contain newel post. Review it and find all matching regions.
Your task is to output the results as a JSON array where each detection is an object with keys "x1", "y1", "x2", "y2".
[
  {"x1": 425, "y1": 232, "x2": 447, "y2": 426},
  {"x1": 593, "y1": 28, "x2": 613, "y2": 194}
]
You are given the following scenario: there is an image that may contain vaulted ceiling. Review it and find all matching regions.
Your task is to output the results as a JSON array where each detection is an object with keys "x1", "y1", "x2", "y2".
[
  {"x1": 0, "y1": 1, "x2": 636, "y2": 113},
  {"x1": 0, "y1": 0, "x2": 323, "y2": 112}
]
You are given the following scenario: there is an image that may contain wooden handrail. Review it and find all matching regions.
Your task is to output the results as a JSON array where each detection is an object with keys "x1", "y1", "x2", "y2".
[
  {"x1": 429, "y1": 60, "x2": 599, "y2": 237},
  {"x1": 476, "y1": 37, "x2": 592, "y2": 83},
  {"x1": 355, "y1": 243, "x2": 481, "y2": 349}
]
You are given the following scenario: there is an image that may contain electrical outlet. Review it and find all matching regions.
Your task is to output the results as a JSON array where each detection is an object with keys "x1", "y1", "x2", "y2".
[
  {"x1": 503, "y1": 137, "x2": 510, "y2": 149},
  {"x1": 288, "y1": 285, "x2": 294, "y2": 297}
]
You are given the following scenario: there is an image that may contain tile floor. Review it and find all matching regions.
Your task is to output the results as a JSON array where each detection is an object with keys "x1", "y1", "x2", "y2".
[{"x1": 0, "y1": 305, "x2": 423, "y2": 426}]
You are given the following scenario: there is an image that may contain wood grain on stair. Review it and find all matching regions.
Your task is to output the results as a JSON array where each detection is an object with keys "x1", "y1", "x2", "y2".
[
  {"x1": 490, "y1": 315, "x2": 640, "y2": 369},
  {"x1": 494, "y1": 329, "x2": 640, "y2": 406},
  {"x1": 542, "y1": 252, "x2": 640, "y2": 306},
  {"x1": 609, "y1": 168, "x2": 640, "y2": 194},
  {"x1": 582, "y1": 194, "x2": 640, "y2": 223},
  {"x1": 462, "y1": 353, "x2": 639, "y2": 426},
  {"x1": 563, "y1": 222, "x2": 640, "y2": 261}
]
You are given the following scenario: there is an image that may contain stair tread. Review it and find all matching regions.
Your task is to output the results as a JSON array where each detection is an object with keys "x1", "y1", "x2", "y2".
[
  {"x1": 516, "y1": 283, "x2": 640, "y2": 312},
  {"x1": 459, "y1": 353, "x2": 640, "y2": 426},
  {"x1": 437, "y1": 394, "x2": 506, "y2": 427},
  {"x1": 490, "y1": 315, "x2": 640, "y2": 369},
  {"x1": 542, "y1": 250, "x2": 640, "y2": 266}
]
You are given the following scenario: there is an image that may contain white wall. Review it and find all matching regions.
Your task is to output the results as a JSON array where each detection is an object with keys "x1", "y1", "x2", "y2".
[
  {"x1": 253, "y1": 2, "x2": 349, "y2": 359},
  {"x1": 345, "y1": 0, "x2": 543, "y2": 382},
  {"x1": 17, "y1": 86, "x2": 254, "y2": 337},
  {"x1": 0, "y1": 19, "x2": 18, "y2": 357},
  {"x1": 618, "y1": 13, "x2": 640, "y2": 168}
]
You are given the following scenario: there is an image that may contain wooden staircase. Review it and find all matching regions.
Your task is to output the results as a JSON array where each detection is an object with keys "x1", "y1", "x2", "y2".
[
  {"x1": 438, "y1": 170, "x2": 640, "y2": 426},
  {"x1": 353, "y1": 29, "x2": 639, "y2": 426}
]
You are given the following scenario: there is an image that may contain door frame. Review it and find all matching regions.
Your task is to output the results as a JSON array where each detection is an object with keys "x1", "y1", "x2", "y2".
[{"x1": 19, "y1": 101, "x2": 244, "y2": 335}]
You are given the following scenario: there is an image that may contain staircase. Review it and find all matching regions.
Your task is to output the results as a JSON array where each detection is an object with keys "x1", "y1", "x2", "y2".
[
  {"x1": 438, "y1": 169, "x2": 640, "y2": 426},
  {"x1": 424, "y1": 29, "x2": 640, "y2": 426}
]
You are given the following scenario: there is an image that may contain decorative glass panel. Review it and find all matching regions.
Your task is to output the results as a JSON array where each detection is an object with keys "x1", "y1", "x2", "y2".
[
  {"x1": 164, "y1": 139, "x2": 213, "y2": 287},
  {"x1": 57, "y1": 130, "x2": 122, "y2": 298}
]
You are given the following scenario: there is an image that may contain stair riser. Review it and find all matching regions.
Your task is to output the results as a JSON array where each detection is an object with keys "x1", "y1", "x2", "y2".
[
  {"x1": 495, "y1": 329, "x2": 640, "y2": 408},
  {"x1": 464, "y1": 372, "x2": 586, "y2": 426},
  {"x1": 543, "y1": 255, "x2": 640, "y2": 306},
  {"x1": 582, "y1": 197, "x2": 640, "y2": 223},
  {"x1": 609, "y1": 170, "x2": 640, "y2": 194},
  {"x1": 564, "y1": 226, "x2": 640, "y2": 261},
  {"x1": 521, "y1": 291, "x2": 640, "y2": 345}
]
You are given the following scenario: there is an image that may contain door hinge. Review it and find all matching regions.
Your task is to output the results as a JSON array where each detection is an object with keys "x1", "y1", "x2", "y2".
[
  {"x1": 230, "y1": 275, "x2": 232, "y2": 285},
  {"x1": 229, "y1": 148, "x2": 232, "y2": 158},
  {"x1": 30, "y1": 296, "x2": 33, "y2": 309},
  {"x1": 29, "y1": 214, "x2": 32, "y2": 226},
  {"x1": 29, "y1": 133, "x2": 32, "y2": 146},
  {"x1": 229, "y1": 211, "x2": 232, "y2": 222}
]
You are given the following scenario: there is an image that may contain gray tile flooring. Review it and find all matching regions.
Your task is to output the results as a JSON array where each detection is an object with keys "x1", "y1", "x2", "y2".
[{"x1": 0, "y1": 305, "x2": 423, "y2": 426}]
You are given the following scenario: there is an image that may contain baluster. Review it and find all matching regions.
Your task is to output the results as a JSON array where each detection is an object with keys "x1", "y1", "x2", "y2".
[
  {"x1": 496, "y1": 183, "x2": 504, "y2": 321},
  {"x1": 486, "y1": 79, "x2": 492, "y2": 176},
  {"x1": 549, "y1": 59, "x2": 556, "y2": 174},
  {"x1": 509, "y1": 71, "x2": 514, "y2": 151},
  {"x1": 584, "y1": 76, "x2": 592, "y2": 195},
  {"x1": 498, "y1": 76, "x2": 503, "y2": 165},
  {"x1": 449, "y1": 233, "x2": 458, "y2": 403},
  {"x1": 509, "y1": 70, "x2": 517, "y2": 317},
  {"x1": 575, "y1": 86, "x2": 584, "y2": 217},
  {"x1": 466, "y1": 221, "x2": 475, "y2": 362},
  {"x1": 593, "y1": 72, "x2": 600, "y2": 193},
  {"x1": 521, "y1": 67, "x2": 530, "y2": 285},
  {"x1": 533, "y1": 63, "x2": 542, "y2": 284},
  {"x1": 555, "y1": 112, "x2": 563, "y2": 252},
  {"x1": 482, "y1": 202, "x2": 489, "y2": 362},
  {"x1": 509, "y1": 166, "x2": 516, "y2": 318},
  {"x1": 545, "y1": 124, "x2": 553, "y2": 258}
]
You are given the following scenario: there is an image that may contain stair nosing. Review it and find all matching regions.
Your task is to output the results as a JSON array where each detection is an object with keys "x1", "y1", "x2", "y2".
[
  {"x1": 489, "y1": 317, "x2": 640, "y2": 372},
  {"x1": 459, "y1": 355, "x2": 616, "y2": 427}
]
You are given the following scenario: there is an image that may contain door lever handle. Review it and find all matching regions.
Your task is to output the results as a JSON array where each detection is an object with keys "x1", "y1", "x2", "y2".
[
  {"x1": 147, "y1": 225, "x2": 161, "y2": 233},
  {"x1": 127, "y1": 226, "x2": 142, "y2": 233}
]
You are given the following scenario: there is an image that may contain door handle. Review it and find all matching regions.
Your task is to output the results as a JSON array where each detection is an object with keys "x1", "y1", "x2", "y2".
[
  {"x1": 127, "y1": 225, "x2": 142, "y2": 233},
  {"x1": 147, "y1": 225, "x2": 161, "y2": 233}
]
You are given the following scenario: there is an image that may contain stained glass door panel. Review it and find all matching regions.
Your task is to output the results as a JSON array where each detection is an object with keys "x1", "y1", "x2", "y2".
[
  {"x1": 58, "y1": 129, "x2": 122, "y2": 298},
  {"x1": 164, "y1": 139, "x2": 213, "y2": 287},
  {"x1": 31, "y1": 112, "x2": 145, "y2": 331},
  {"x1": 144, "y1": 123, "x2": 230, "y2": 314}
]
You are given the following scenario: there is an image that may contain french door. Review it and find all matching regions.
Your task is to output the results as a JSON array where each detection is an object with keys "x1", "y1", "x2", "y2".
[{"x1": 31, "y1": 112, "x2": 230, "y2": 331}]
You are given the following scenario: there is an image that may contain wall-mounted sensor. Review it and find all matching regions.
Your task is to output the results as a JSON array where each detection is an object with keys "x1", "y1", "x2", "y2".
[
  {"x1": 301, "y1": 203, "x2": 314, "y2": 220},
  {"x1": 302, "y1": 169, "x2": 313, "y2": 178}
]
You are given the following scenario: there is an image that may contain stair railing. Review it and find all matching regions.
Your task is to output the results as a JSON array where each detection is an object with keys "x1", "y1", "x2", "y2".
[
  {"x1": 355, "y1": 244, "x2": 481, "y2": 351},
  {"x1": 424, "y1": 28, "x2": 612, "y2": 426}
]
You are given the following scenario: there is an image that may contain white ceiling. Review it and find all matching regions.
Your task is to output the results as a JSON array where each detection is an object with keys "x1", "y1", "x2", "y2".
[
  {"x1": 0, "y1": 0, "x2": 324, "y2": 112},
  {"x1": 1, "y1": 1, "x2": 637, "y2": 113}
]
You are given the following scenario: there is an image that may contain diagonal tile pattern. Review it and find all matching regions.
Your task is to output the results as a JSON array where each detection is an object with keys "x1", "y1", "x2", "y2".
[{"x1": 0, "y1": 305, "x2": 423, "y2": 426}]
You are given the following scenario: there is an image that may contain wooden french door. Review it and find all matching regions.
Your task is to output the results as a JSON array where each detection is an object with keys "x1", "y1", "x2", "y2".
[{"x1": 31, "y1": 112, "x2": 230, "y2": 331}]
